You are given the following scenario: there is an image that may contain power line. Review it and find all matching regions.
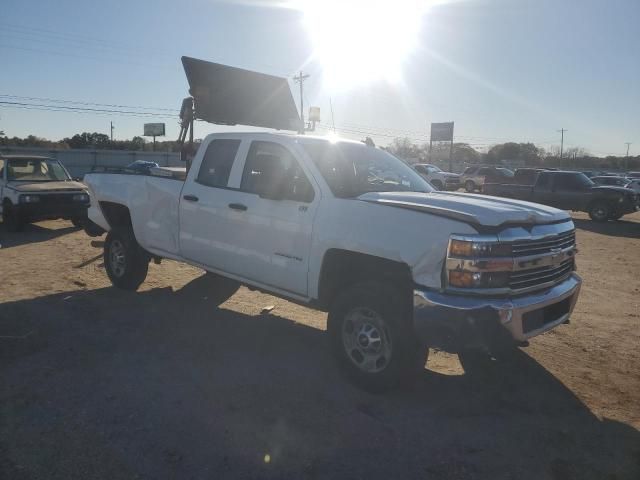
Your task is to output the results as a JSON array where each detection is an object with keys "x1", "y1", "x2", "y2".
[{"x1": 0, "y1": 94, "x2": 178, "y2": 112}]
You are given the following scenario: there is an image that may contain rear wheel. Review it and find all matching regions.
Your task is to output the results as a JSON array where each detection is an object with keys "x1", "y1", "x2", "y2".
[
  {"x1": 465, "y1": 180, "x2": 476, "y2": 192},
  {"x1": 2, "y1": 202, "x2": 24, "y2": 232},
  {"x1": 328, "y1": 281, "x2": 428, "y2": 392},
  {"x1": 588, "y1": 201, "x2": 610, "y2": 222},
  {"x1": 104, "y1": 228, "x2": 149, "y2": 290}
]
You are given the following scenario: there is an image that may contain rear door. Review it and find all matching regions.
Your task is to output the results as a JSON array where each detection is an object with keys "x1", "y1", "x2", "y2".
[
  {"x1": 222, "y1": 139, "x2": 319, "y2": 296},
  {"x1": 179, "y1": 137, "x2": 244, "y2": 273},
  {"x1": 545, "y1": 173, "x2": 586, "y2": 210}
]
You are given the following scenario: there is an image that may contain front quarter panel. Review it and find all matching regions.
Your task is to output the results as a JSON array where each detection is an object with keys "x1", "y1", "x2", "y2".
[{"x1": 308, "y1": 197, "x2": 478, "y2": 298}]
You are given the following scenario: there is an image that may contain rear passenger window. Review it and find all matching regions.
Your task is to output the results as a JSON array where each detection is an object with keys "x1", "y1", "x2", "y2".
[{"x1": 196, "y1": 139, "x2": 241, "y2": 188}]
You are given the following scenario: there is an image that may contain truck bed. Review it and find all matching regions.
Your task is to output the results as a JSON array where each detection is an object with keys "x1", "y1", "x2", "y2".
[{"x1": 84, "y1": 172, "x2": 185, "y2": 258}]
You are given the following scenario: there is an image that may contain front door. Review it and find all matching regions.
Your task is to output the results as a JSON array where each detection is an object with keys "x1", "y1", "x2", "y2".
[{"x1": 223, "y1": 140, "x2": 319, "y2": 296}]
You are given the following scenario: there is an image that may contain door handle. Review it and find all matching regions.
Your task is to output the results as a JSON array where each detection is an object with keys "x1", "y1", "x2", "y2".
[
  {"x1": 183, "y1": 194, "x2": 199, "y2": 202},
  {"x1": 228, "y1": 203, "x2": 248, "y2": 211}
]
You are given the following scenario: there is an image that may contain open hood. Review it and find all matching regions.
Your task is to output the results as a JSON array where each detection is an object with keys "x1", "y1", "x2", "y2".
[{"x1": 182, "y1": 56, "x2": 301, "y2": 131}]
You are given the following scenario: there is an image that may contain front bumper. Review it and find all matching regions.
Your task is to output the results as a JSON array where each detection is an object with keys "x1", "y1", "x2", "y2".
[
  {"x1": 413, "y1": 273, "x2": 581, "y2": 349},
  {"x1": 14, "y1": 202, "x2": 89, "y2": 221}
]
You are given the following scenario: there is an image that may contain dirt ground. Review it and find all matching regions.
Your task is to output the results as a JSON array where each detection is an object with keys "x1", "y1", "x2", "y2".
[{"x1": 1, "y1": 212, "x2": 639, "y2": 480}]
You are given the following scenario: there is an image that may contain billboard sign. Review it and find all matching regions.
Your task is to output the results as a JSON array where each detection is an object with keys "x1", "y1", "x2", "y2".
[
  {"x1": 430, "y1": 122, "x2": 454, "y2": 142},
  {"x1": 144, "y1": 123, "x2": 166, "y2": 137}
]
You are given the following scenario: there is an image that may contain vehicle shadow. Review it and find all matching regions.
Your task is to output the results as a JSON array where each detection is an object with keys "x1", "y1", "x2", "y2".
[
  {"x1": 573, "y1": 217, "x2": 640, "y2": 239},
  {"x1": 1, "y1": 275, "x2": 639, "y2": 480},
  {"x1": 0, "y1": 221, "x2": 80, "y2": 248}
]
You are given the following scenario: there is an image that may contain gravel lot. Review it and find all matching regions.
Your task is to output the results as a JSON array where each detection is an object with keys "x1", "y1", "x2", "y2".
[{"x1": 1, "y1": 213, "x2": 639, "y2": 479}]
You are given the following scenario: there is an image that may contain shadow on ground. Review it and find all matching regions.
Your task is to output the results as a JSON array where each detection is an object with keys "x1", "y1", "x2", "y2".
[
  {"x1": 1, "y1": 275, "x2": 639, "y2": 480},
  {"x1": 573, "y1": 217, "x2": 640, "y2": 239},
  {"x1": 0, "y1": 221, "x2": 79, "y2": 249}
]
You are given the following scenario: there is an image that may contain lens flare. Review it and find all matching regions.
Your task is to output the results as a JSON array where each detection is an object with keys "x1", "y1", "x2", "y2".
[{"x1": 299, "y1": 0, "x2": 429, "y2": 89}]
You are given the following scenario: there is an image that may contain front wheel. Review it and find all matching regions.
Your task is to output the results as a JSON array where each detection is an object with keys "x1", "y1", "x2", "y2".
[
  {"x1": 328, "y1": 281, "x2": 428, "y2": 392},
  {"x1": 104, "y1": 229, "x2": 149, "y2": 290},
  {"x1": 465, "y1": 180, "x2": 476, "y2": 192},
  {"x1": 588, "y1": 201, "x2": 610, "y2": 222},
  {"x1": 2, "y1": 203, "x2": 24, "y2": 232}
]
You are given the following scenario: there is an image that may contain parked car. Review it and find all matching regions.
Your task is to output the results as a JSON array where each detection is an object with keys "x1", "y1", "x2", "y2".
[
  {"x1": 125, "y1": 160, "x2": 160, "y2": 175},
  {"x1": 84, "y1": 132, "x2": 582, "y2": 391},
  {"x1": 412, "y1": 163, "x2": 461, "y2": 190},
  {"x1": 591, "y1": 176, "x2": 630, "y2": 187},
  {"x1": 483, "y1": 170, "x2": 638, "y2": 221},
  {"x1": 624, "y1": 178, "x2": 640, "y2": 193},
  {"x1": 0, "y1": 155, "x2": 90, "y2": 231},
  {"x1": 460, "y1": 165, "x2": 514, "y2": 192}
]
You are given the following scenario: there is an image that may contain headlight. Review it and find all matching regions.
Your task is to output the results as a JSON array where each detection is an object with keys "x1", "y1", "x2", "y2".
[
  {"x1": 19, "y1": 194, "x2": 40, "y2": 203},
  {"x1": 72, "y1": 193, "x2": 90, "y2": 202},
  {"x1": 449, "y1": 238, "x2": 512, "y2": 257}
]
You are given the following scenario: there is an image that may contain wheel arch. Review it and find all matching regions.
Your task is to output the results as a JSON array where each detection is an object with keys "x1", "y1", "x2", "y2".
[{"x1": 316, "y1": 249, "x2": 413, "y2": 310}]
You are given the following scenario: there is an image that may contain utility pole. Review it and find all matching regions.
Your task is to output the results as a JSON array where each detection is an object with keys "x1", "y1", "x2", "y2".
[
  {"x1": 329, "y1": 97, "x2": 336, "y2": 132},
  {"x1": 557, "y1": 128, "x2": 567, "y2": 159},
  {"x1": 293, "y1": 71, "x2": 310, "y2": 134},
  {"x1": 625, "y1": 142, "x2": 632, "y2": 170},
  {"x1": 110, "y1": 121, "x2": 114, "y2": 144}
]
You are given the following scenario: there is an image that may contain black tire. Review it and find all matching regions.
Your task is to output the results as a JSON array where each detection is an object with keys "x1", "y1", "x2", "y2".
[
  {"x1": 327, "y1": 281, "x2": 428, "y2": 392},
  {"x1": 104, "y1": 228, "x2": 149, "y2": 290},
  {"x1": 465, "y1": 180, "x2": 476, "y2": 192},
  {"x1": 2, "y1": 202, "x2": 24, "y2": 232},
  {"x1": 71, "y1": 217, "x2": 85, "y2": 228},
  {"x1": 431, "y1": 180, "x2": 443, "y2": 191},
  {"x1": 609, "y1": 213, "x2": 623, "y2": 221},
  {"x1": 588, "y1": 201, "x2": 610, "y2": 222}
]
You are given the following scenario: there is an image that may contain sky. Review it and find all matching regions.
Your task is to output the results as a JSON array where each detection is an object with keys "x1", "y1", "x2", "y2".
[{"x1": 1, "y1": 0, "x2": 638, "y2": 157}]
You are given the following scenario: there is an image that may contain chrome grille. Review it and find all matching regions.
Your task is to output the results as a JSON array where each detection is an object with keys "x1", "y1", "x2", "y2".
[
  {"x1": 512, "y1": 229, "x2": 575, "y2": 257},
  {"x1": 509, "y1": 258, "x2": 574, "y2": 291}
]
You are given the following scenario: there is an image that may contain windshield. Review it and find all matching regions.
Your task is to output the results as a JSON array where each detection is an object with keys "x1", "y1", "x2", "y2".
[
  {"x1": 300, "y1": 139, "x2": 433, "y2": 197},
  {"x1": 7, "y1": 158, "x2": 71, "y2": 182}
]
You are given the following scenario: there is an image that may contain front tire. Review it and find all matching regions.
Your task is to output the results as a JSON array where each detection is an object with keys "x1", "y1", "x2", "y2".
[
  {"x1": 71, "y1": 217, "x2": 85, "y2": 228},
  {"x1": 104, "y1": 228, "x2": 149, "y2": 290},
  {"x1": 2, "y1": 202, "x2": 24, "y2": 232},
  {"x1": 328, "y1": 281, "x2": 428, "y2": 392},
  {"x1": 465, "y1": 180, "x2": 476, "y2": 192},
  {"x1": 588, "y1": 201, "x2": 610, "y2": 222}
]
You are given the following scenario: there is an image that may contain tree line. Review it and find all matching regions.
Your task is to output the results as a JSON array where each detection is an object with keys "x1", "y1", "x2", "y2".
[
  {"x1": 385, "y1": 137, "x2": 639, "y2": 171},
  {"x1": 1, "y1": 131, "x2": 637, "y2": 170},
  {"x1": 0, "y1": 132, "x2": 184, "y2": 152}
]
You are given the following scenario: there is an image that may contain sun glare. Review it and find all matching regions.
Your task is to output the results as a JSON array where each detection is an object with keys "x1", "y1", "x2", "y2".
[{"x1": 299, "y1": 0, "x2": 429, "y2": 89}]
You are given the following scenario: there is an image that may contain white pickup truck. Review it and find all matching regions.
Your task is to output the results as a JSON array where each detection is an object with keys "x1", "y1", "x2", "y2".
[{"x1": 84, "y1": 132, "x2": 582, "y2": 390}]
